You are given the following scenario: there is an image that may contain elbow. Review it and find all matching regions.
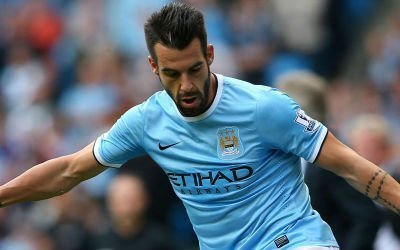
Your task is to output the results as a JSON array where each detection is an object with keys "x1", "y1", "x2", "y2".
[
  {"x1": 61, "y1": 155, "x2": 85, "y2": 189},
  {"x1": 334, "y1": 156, "x2": 360, "y2": 183},
  {"x1": 319, "y1": 149, "x2": 360, "y2": 182}
]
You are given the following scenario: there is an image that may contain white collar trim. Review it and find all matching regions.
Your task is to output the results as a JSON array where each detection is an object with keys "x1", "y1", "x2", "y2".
[{"x1": 175, "y1": 73, "x2": 223, "y2": 122}]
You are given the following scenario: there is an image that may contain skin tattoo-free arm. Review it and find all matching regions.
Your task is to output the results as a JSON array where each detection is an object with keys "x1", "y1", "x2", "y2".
[
  {"x1": 0, "y1": 142, "x2": 106, "y2": 207},
  {"x1": 316, "y1": 132, "x2": 400, "y2": 214}
]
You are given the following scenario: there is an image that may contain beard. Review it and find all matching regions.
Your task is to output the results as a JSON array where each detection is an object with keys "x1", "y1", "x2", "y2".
[{"x1": 164, "y1": 68, "x2": 212, "y2": 117}]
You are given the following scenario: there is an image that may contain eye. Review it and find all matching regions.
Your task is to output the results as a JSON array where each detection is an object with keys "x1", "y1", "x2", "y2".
[
  {"x1": 190, "y1": 65, "x2": 202, "y2": 73},
  {"x1": 164, "y1": 71, "x2": 179, "y2": 78}
]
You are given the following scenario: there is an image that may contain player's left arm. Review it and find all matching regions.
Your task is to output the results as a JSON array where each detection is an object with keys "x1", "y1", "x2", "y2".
[{"x1": 316, "y1": 131, "x2": 400, "y2": 214}]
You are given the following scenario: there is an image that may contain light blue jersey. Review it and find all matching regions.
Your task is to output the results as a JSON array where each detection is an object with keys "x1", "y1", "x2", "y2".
[{"x1": 94, "y1": 74, "x2": 338, "y2": 249}]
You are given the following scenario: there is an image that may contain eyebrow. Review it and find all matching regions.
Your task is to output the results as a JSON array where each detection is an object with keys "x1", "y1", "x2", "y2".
[{"x1": 161, "y1": 61, "x2": 204, "y2": 73}]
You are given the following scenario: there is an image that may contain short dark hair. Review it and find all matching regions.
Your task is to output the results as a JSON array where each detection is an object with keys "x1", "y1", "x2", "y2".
[{"x1": 144, "y1": 2, "x2": 208, "y2": 62}]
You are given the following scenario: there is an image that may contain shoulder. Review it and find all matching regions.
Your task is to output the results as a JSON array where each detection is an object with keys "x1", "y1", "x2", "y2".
[
  {"x1": 218, "y1": 75, "x2": 298, "y2": 118},
  {"x1": 221, "y1": 75, "x2": 288, "y2": 101},
  {"x1": 221, "y1": 75, "x2": 273, "y2": 102},
  {"x1": 256, "y1": 87, "x2": 298, "y2": 111},
  {"x1": 123, "y1": 91, "x2": 166, "y2": 118},
  {"x1": 254, "y1": 87, "x2": 301, "y2": 135},
  {"x1": 222, "y1": 75, "x2": 264, "y2": 93}
]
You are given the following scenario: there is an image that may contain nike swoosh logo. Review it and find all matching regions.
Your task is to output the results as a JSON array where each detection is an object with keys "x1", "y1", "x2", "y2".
[{"x1": 158, "y1": 142, "x2": 180, "y2": 151}]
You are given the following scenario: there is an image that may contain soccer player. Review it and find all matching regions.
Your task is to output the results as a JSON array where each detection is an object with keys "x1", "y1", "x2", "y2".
[{"x1": 0, "y1": 3, "x2": 399, "y2": 249}]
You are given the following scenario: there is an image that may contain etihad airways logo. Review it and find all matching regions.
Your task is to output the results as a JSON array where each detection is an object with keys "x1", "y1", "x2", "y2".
[{"x1": 167, "y1": 165, "x2": 253, "y2": 195}]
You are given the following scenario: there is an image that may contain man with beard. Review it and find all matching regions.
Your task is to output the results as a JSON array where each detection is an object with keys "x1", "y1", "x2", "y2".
[{"x1": 0, "y1": 3, "x2": 399, "y2": 250}]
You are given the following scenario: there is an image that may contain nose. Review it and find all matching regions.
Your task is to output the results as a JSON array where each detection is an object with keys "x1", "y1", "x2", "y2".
[{"x1": 180, "y1": 73, "x2": 193, "y2": 92}]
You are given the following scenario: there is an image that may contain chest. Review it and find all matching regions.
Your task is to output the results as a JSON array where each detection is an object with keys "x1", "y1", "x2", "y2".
[{"x1": 143, "y1": 116, "x2": 266, "y2": 172}]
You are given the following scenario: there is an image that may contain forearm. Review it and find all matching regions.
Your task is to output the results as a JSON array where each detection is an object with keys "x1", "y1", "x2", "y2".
[
  {"x1": 0, "y1": 156, "x2": 80, "y2": 207},
  {"x1": 343, "y1": 156, "x2": 400, "y2": 214},
  {"x1": 316, "y1": 132, "x2": 400, "y2": 215},
  {"x1": 0, "y1": 142, "x2": 105, "y2": 207}
]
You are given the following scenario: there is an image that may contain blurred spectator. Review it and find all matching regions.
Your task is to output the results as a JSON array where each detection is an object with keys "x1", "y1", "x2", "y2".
[
  {"x1": 345, "y1": 114, "x2": 393, "y2": 167},
  {"x1": 319, "y1": 0, "x2": 375, "y2": 78},
  {"x1": 385, "y1": 72, "x2": 400, "y2": 154},
  {"x1": 365, "y1": 12, "x2": 400, "y2": 95},
  {"x1": 29, "y1": 188, "x2": 102, "y2": 250},
  {"x1": 183, "y1": 0, "x2": 238, "y2": 77},
  {"x1": 86, "y1": 172, "x2": 175, "y2": 250},
  {"x1": 0, "y1": 0, "x2": 62, "y2": 55},
  {"x1": 0, "y1": 108, "x2": 7, "y2": 181},
  {"x1": 276, "y1": 71, "x2": 383, "y2": 250},
  {"x1": 269, "y1": 0, "x2": 329, "y2": 79},
  {"x1": 102, "y1": 0, "x2": 168, "y2": 105},
  {"x1": 65, "y1": 0, "x2": 106, "y2": 52},
  {"x1": 0, "y1": 41, "x2": 58, "y2": 178},
  {"x1": 183, "y1": 0, "x2": 229, "y2": 44},
  {"x1": 271, "y1": 0, "x2": 376, "y2": 79},
  {"x1": 1, "y1": 42, "x2": 51, "y2": 111},
  {"x1": 22, "y1": 0, "x2": 63, "y2": 55},
  {"x1": 124, "y1": 57, "x2": 163, "y2": 106},
  {"x1": 342, "y1": 114, "x2": 400, "y2": 250},
  {"x1": 0, "y1": 225, "x2": 54, "y2": 250},
  {"x1": 361, "y1": 7, "x2": 400, "y2": 152},
  {"x1": 123, "y1": 156, "x2": 198, "y2": 250},
  {"x1": 104, "y1": 0, "x2": 170, "y2": 58},
  {"x1": 270, "y1": 0, "x2": 329, "y2": 55},
  {"x1": 57, "y1": 50, "x2": 121, "y2": 150},
  {"x1": 226, "y1": 0, "x2": 275, "y2": 84}
]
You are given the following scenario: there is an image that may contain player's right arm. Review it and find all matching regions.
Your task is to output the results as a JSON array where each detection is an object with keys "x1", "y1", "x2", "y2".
[
  {"x1": 316, "y1": 132, "x2": 400, "y2": 214},
  {"x1": 0, "y1": 142, "x2": 106, "y2": 207}
]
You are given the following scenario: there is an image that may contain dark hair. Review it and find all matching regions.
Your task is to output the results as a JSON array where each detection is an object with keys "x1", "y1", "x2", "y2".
[{"x1": 144, "y1": 2, "x2": 208, "y2": 62}]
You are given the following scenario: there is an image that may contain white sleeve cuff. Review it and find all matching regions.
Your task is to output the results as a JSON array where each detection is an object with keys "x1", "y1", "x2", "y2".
[
  {"x1": 309, "y1": 126, "x2": 328, "y2": 163},
  {"x1": 93, "y1": 135, "x2": 123, "y2": 168}
]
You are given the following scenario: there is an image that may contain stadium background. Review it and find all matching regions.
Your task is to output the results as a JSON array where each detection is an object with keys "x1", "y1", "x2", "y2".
[{"x1": 0, "y1": 0, "x2": 399, "y2": 249}]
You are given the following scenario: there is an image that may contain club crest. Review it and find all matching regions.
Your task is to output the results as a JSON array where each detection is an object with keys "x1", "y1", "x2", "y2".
[{"x1": 217, "y1": 126, "x2": 244, "y2": 160}]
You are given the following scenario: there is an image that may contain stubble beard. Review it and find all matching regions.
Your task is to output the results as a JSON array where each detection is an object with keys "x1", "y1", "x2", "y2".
[{"x1": 164, "y1": 69, "x2": 211, "y2": 117}]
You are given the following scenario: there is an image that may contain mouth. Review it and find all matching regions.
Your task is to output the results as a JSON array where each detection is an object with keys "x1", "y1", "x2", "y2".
[
  {"x1": 179, "y1": 95, "x2": 199, "y2": 109},
  {"x1": 182, "y1": 97, "x2": 196, "y2": 105}
]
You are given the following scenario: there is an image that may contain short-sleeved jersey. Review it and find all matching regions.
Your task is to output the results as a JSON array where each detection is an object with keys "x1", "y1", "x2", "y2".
[{"x1": 94, "y1": 74, "x2": 338, "y2": 249}]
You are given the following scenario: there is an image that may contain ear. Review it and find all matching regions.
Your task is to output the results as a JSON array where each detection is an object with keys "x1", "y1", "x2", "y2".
[
  {"x1": 148, "y1": 56, "x2": 159, "y2": 75},
  {"x1": 206, "y1": 44, "x2": 215, "y2": 66}
]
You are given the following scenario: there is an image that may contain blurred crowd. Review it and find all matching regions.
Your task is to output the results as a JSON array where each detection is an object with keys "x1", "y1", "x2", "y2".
[{"x1": 0, "y1": 0, "x2": 399, "y2": 249}]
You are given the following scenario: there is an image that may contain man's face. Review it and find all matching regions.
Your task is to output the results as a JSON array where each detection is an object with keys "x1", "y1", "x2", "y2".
[{"x1": 148, "y1": 38, "x2": 214, "y2": 117}]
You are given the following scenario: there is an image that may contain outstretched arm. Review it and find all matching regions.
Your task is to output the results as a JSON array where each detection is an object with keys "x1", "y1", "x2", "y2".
[
  {"x1": 316, "y1": 132, "x2": 400, "y2": 214},
  {"x1": 0, "y1": 142, "x2": 106, "y2": 207}
]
